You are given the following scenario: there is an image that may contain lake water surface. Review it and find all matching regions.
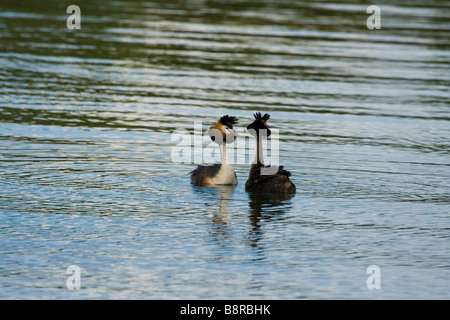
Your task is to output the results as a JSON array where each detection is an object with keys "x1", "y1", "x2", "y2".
[{"x1": 0, "y1": 0, "x2": 449, "y2": 299}]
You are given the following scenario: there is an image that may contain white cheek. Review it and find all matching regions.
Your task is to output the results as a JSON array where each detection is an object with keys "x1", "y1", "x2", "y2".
[{"x1": 225, "y1": 128, "x2": 237, "y2": 143}]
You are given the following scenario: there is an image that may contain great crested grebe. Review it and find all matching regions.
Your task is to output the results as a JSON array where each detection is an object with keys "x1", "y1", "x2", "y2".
[
  {"x1": 190, "y1": 115, "x2": 239, "y2": 186},
  {"x1": 245, "y1": 112, "x2": 296, "y2": 194}
]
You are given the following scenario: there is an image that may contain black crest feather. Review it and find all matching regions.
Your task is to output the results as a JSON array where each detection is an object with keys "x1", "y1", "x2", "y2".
[
  {"x1": 254, "y1": 112, "x2": 270, "y2": 121},
  {"x1": 247, "y1": 112, "x2": 272, "y2": 137},
  {"x1": 219, "y1": 115, "x2": 238, "y2": 128}
]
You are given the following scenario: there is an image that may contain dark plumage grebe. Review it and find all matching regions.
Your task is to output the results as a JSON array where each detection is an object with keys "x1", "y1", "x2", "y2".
[
  {"x1": 191, "y1": 115, "x2": 239, "y2": 186},
  {"x1": 245, "y1": 112, "x2": 296, "y2": 194}
]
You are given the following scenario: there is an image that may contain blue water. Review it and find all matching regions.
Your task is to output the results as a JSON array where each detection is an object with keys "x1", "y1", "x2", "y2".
[{"x1": 0, "y1": 0, "x2": 449, "y2": 299}]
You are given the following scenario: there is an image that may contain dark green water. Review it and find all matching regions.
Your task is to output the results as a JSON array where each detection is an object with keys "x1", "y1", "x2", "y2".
[{"x1": 1, "y1": 0, "x2": 449, "y2": 299}]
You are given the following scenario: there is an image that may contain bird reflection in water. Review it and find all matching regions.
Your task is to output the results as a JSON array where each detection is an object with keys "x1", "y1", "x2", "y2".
[
  {"x1": 192, "y1": 184, "x2": 237, "y2": 242},
  {"x1": 191, "y1": 185, "x2": 294, "y2": 249},
  {"x1": 247, "y1": 191, "x2": 294, "y2": 248}
]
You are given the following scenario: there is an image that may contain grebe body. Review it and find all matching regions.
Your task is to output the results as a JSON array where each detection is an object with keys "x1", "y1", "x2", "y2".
[
  {"x1": 245, "y1": 112, "x2": 296, "y2": 194},
  {"x1": 191, "y1": 115, "x2": 238, "y2": 186}
]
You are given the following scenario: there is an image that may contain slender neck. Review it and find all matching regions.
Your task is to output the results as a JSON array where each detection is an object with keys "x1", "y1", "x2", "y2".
[
  {"x1": 219, "y1": 143, "x2": 230, "y2": 165},
  {"x1": 252, "y1": 134, "x2": 264, "y2": 165}
]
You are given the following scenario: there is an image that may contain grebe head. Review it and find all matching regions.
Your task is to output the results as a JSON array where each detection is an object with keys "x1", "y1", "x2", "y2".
[
  {"x1": 209, "y1": 115, "x2": 238, "y2": 144},
  {"x1": 247, "y1": 112, "x2": 271, "y2": 138}
]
